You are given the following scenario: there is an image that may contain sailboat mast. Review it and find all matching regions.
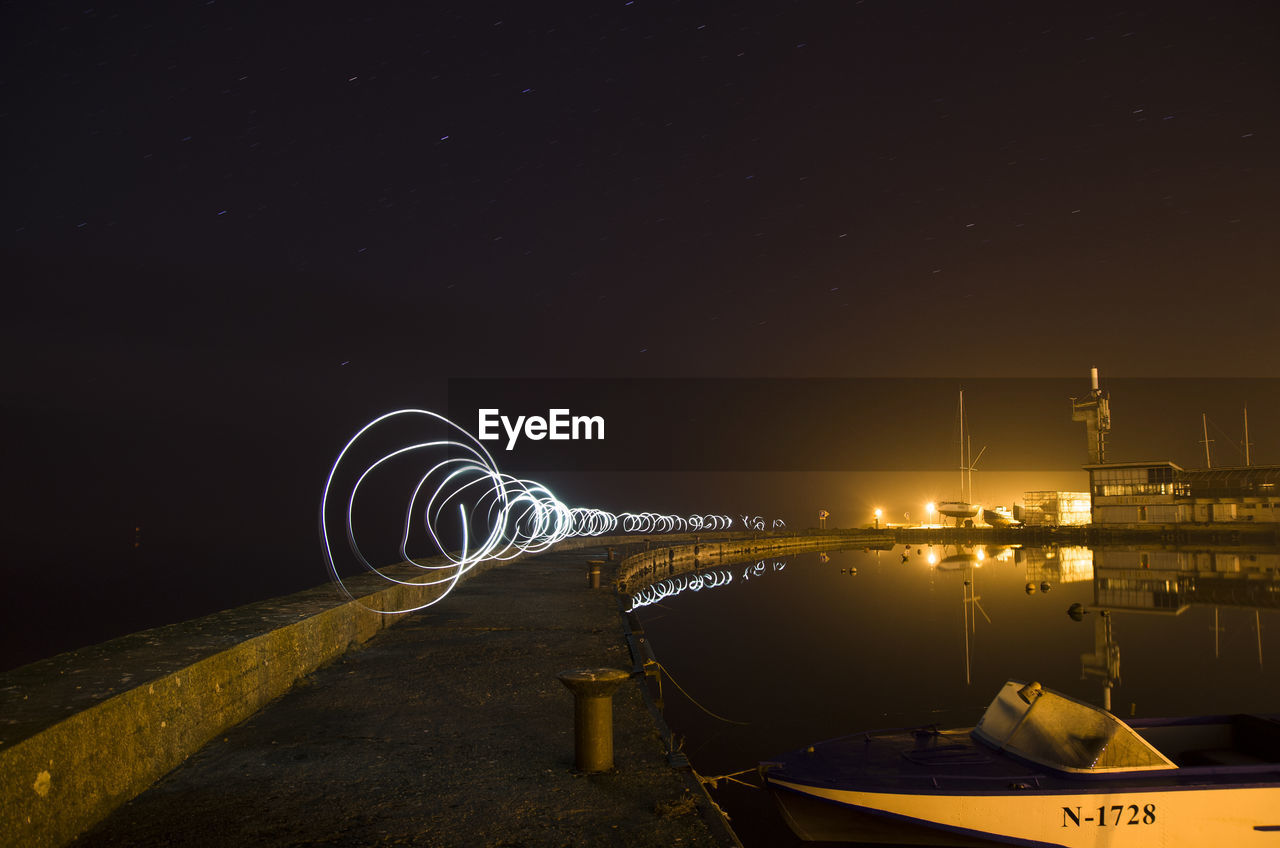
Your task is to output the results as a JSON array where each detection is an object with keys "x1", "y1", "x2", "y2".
[
  {"x1": 959, "y1": 390, "x2": 967, "y2": 502},
  {"x1": 1244, "y1": 407, "x2": 1252, "y2": 466},
  {"x1": 967, "y1": 435, "x2": 973, "y2": 504},
  {"x1": 1202, "y1": 413, "x2": 1213, "y2": 468}
]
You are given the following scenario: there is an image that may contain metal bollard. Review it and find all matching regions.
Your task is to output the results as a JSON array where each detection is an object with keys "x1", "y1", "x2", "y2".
[
  {"x1": 587, "y1": 560, "x2": 603, "y2": 588},
  {"x1": 557, "y1": 668, "x2": 631, "y2": 772}
]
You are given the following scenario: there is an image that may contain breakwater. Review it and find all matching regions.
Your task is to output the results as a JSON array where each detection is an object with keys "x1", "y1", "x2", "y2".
[
  {"x1": 1, "y1": 535, "x2": 629, "y2": 848},
  {"x1": 1, "y1": 530, "x2": 888, "y2": 848},
  {"x1": 615, "y1": 530, "x2": 894, "y2": 595}
]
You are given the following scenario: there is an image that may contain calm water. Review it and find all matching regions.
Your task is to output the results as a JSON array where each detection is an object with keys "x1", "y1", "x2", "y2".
[{"x1": 630, "y1": 544, "x2": 1280, "y2": 846}]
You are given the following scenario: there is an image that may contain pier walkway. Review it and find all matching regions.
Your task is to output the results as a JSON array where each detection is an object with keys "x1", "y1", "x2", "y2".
[{"x1": 73, "y1": 547, "x2": 734, "y2": 848}]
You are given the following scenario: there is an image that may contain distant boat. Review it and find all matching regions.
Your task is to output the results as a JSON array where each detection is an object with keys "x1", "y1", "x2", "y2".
[
  {"x1": 937, "y1": 500, "x2": 980, "y2": 520},
  {"x1": 936, "y1": 547, "x2": 980, "y2": 569},
  {"x1": 761, "y1": 679, "x2": 1280, "y2": 845},
  {"x1": 983, "y1": 506, "x2": 1019, "y2": 527},
  {"x1": 938, "y1": 389, "x2": 984, "y2": 524}
]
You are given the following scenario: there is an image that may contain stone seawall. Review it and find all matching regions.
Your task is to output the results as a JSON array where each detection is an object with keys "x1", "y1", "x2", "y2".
[
  {"x1": 615, "y1": 531, "x2": 891, "y2": 594},
  {"x1": 0, "y1": 531, "x2": 886, "y2": 848},
  {"x1": 0, "y1": 552, "x2": 502, "y2": 848}
]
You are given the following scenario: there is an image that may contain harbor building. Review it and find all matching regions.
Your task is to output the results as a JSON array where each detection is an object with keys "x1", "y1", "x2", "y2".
[
  {"x1": 1084, "y1": 460, "x2": 1183, "y2": 525},
  {"x1": 1072, "y1": 370, "x2": 1280, "y2": 527},
  {"x1": 1083, "y1": 455, "x2": 1280, "y2": 527},
  {"x1": 1179, "y1": 465, "x2": 1280, "y2": 524},
  {"x1": 1018, "y1": 491, "x2": 1092, "y2": 526}
]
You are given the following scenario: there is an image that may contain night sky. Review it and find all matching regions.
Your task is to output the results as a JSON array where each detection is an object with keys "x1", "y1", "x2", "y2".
[{"x1": 3, "y1": 1, "x2": 1278, "y2": 668}]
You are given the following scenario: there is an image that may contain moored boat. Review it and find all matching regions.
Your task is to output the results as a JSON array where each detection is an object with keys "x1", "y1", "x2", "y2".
[
  {"x1": 937, "y1": 500, "x2": 981, "y2": 520},
  {"x1": 982, "y1": 506, "x2": 1019, "y2": 527},
  {"x1": 938, "y1": 390, "x2": 985, "y2": 526},
  {"x1": 761, "y1": 679, "x2": 1280, "y2": 846}
]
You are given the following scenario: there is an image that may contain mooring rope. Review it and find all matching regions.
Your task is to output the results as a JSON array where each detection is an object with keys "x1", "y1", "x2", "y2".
[
  {"x1": 654, "y1": 661, "x2": 750, "y2": 726},
  {"x1": 696, "y1": 766, "x2": 760, "y2": 790}
]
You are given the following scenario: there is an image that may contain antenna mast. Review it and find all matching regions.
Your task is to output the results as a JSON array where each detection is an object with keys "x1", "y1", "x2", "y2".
[{"x1": 1070, "y1": 367, "x2": 1110, "y2": 464}]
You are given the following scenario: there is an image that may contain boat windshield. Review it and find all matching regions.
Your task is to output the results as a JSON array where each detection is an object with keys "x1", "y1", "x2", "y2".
[{"x1": 972, "y1": 681, "x2": 1176, "y2": 773}]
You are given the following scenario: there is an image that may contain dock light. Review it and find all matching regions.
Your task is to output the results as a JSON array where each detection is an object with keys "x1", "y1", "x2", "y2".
[
  {"x1": 874, "y1": 508, "x2": 882, "y2": 530},
  {"x1": 926, "y1": 502, "x2": 935, "y2": 526}
]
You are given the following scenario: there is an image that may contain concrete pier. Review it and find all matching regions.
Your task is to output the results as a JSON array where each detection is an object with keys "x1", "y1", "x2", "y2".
[
  {"x1": 2, "y1": 530, "x2": 889, "y2": 846},
  {"x1": 10, "y1": 547, "x2": 737, "y2": 847}
]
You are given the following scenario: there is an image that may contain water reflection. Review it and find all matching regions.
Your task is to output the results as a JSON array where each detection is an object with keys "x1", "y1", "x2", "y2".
[
  {"x1": 930, "y1": 558, "x2": 990, "y2": 686},
  {"x1": 1091, "y1": 548, "x2": 1280, "y2": 613},
  {"x1": 1069, "y1": 547, "x2": 1279, "y2": 714},
  {"x1": 626, "y1": 560, "x2": 788, "y2": 612},
  {"x1": 1023, "y1": 544, "x2": 1094, "y2": 584},
  {"x1": 632, "y1": 543, "x2": 1280, "y2": 847}
]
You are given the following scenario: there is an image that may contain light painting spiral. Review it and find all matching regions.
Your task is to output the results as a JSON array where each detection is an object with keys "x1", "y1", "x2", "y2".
[
  {"x1": 320, "y1": 409, "x2": 784, "y2": 614},
  {"x1": 626, "y1": 560, "x2": 788, "y2": 612}
]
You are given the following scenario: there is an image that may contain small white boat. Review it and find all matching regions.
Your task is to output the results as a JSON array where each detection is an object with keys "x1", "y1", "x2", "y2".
[{"x1": 761, "y1": 679, "x2": 1280, "y2": 846}]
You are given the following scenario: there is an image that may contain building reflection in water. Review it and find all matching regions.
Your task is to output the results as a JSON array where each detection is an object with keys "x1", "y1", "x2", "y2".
[
  {"x1": 1090, "y1": 548, "x2": 1280, "y2": 614},
  {"x1": 1063, "y1": 547, "x2": 1279, "y2": 710},
  {"x1": 917, "y1": 542, "x2": 1274, "y2": 705},
  {"x1": 1022, "y1": 545, "x2": 1095, "y2": 585}
]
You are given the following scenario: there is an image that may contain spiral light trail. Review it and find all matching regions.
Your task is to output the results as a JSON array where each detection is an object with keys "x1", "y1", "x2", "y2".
[
  {"x1": 625, "y1": 560, "x2": 788, "y2": 612},
  {"x1": 320, "y1": 409, "x2": 784, "y2": 614}
]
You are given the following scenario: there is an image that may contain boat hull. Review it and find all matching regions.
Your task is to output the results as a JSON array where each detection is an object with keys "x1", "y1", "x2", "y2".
[
  {"x1": 768, "y1": 783, "x2": 997, "y2": 845},
  {"x1": 982, "y1": 507, "x2": 1019, "y2": 527},
  {"x1": 762, "y1": 714, "x2": 1280, "y2": 847},
  {"x1": 766, "y1": 777, "x2": 1280, "y2": 846},
  {"x1": 937, "y1": 501, "x2": 980, "y2": 519}
]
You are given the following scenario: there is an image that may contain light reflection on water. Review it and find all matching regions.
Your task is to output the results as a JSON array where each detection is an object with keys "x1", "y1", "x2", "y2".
[
  {"x1": 627, "y1": 560, "x2": 786, "y2": 612},
  {"x1": 631, "y1": 544, "x2": 1280, "y2": 846}
]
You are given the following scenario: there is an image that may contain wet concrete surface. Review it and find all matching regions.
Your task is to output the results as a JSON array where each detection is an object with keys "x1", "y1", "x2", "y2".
[{"x1": 75, "y1": 548, "x2": 733, "y2": 847}]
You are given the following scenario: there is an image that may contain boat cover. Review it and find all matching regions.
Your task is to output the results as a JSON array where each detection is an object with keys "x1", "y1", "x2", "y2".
[{"x1": 972, "y1": 680, "x2": 1176, "y2": 773}]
